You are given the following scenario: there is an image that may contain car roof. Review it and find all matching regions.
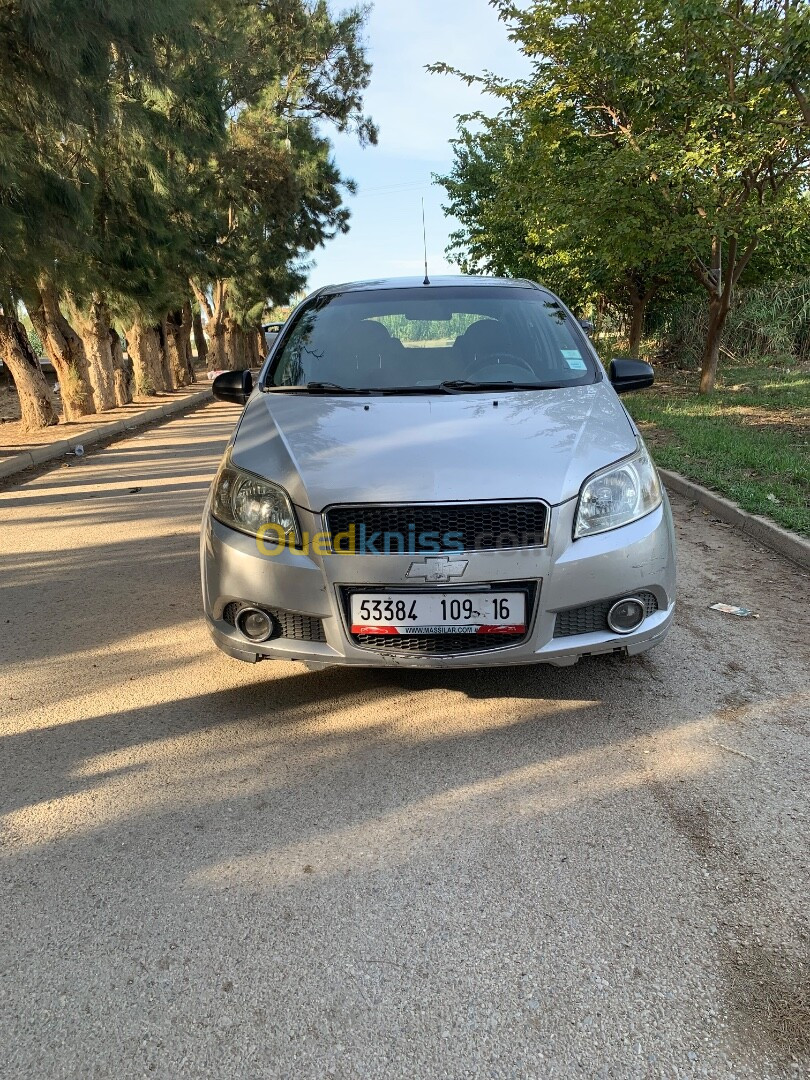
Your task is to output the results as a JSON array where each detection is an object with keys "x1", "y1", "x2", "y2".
[{"x1": 314, "y1": 275, "x2": 546, "y2": 297}]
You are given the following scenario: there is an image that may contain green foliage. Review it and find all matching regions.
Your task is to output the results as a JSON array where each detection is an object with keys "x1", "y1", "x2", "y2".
[
  {"x1": 437, "y1": 118, "x2": 540, "y2": 281},
  {"x1": 0, "y1": 1, "x2": 376, "y2": 330},
  {"x1": 437, "y1": 107, "x2": 691, "y2": 318},
  {"x1": 650, "y1": 280, "x2": 810, "y2": 368},
  {"x1": 0, "y1": 0, "x2": 205, "y2": 291},
  {"x1": 372, "y1": 313, "x2": 485, "y2": 343},
  {"x1": 625, "y1": 363, "x2": 810, "y2": 535},
  {"x1": 20, "y1": 318, "x2": 44, "y2": 359},
  {"x1": 434, "y1": 0, "x2": 810, "y2": 382},
  {"x1": 189, "y1": 1, "x2": 377, "y2": 331}
]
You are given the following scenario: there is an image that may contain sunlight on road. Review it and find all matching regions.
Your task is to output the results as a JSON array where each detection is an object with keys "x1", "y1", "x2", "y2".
[
  {"x1": 8, "y1": 695, "x2": 783, "y2": 854},
  {"x1": 2, "y1": 403, "x2": 808, "y2": 1076}
]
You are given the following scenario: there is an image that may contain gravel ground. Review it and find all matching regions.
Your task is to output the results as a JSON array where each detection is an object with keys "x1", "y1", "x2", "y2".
[{"x1": 0, "y1": 401, "x2": 807, "y2": 1080}]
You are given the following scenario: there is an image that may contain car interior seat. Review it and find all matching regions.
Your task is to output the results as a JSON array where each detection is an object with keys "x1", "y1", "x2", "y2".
[
  {"x1": 453, "y1": 319, "x2": 513, "y2": 369},
  {"x1": 338, "y1": 319, "x2": 399, "y2": 384}
]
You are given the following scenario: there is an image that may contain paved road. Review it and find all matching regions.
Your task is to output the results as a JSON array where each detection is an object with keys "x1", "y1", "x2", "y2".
[{"x1": 1, "y1": 402, "x2": 807, "y2": 1080}]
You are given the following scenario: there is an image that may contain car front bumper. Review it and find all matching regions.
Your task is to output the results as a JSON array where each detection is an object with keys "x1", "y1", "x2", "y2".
[{"x1": 201, "y1": 492, "x2": 676, "y2": 669}]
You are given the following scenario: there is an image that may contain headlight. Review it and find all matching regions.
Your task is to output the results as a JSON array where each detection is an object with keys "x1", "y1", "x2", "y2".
[
  {"x1": 211, "y1": 452, "x2": 300, "y2": 544},
  {"x1": 574, "y1": 445, "x2": 662, "y2": 538}
]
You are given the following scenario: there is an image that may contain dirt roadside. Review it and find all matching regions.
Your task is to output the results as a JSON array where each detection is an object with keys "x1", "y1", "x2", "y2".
[{"x1": 0, "y1": 376, "x2": 212, "y2": 463}]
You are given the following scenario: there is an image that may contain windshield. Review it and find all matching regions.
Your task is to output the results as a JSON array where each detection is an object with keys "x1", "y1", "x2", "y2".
[{"x1": 264, "y1": 286, "x2": 597, "y2": 392}]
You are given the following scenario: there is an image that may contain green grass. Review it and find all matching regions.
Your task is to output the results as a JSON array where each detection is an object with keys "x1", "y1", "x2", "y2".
[{"x1": 623, "y1": 364, "x2": 810, "y2": 536}]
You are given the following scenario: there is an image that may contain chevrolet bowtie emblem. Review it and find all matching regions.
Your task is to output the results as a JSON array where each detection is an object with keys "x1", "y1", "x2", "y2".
[{"x1": 406, "y1": 555, "x2": 469, "y2": 583}]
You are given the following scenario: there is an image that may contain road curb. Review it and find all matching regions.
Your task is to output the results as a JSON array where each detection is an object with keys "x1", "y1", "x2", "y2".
[
  {"x1": 0, "y1": 387, "x2": 212, "y2": 481},
  {"x1": 660, "y1": 468, "x2": 810, "y2": 572}
]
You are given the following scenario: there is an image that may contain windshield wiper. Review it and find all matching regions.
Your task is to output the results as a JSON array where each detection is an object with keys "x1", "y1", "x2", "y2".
[
  {"x1": 371, "y1": 385, "x2": 455, "y2": 395},
  {"x1": 265, "y1": 381, "x2": 374, "y2": 395},
  {"x1": 439, "y1": 379, "x2": 563, "y2": 393},
  {"x1": 264, "y1": 380, "x2": 566, "y2": 396},
  {"x1": 306, "y1": 381, "x2": 375, "y2": 394},
  {"x1": 266, "y1": 382, "x2": 454, "y2": 396}
]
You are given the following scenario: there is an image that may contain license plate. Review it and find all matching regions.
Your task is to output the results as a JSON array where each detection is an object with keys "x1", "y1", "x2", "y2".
[{"x1": 350, "y1": 591, "x2": 526, "y2": 635}]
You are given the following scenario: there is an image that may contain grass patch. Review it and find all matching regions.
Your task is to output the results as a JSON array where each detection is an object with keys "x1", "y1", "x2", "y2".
[{"x1": 623, "y1": 363, "x2": 810, "y2": 536}]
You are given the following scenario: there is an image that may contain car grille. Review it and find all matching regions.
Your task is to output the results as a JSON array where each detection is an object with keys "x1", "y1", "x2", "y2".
[
  {"x1": 341, "y1": 582, "x2": 536, "y2": 657},
  {"x1": 222, "y1": 602, "x2": 326, "y2": 643},
  {"x1": 353, "y1": 633, "x2": 525, "y2": 655},
  {"x1": 553, "y1": 592, "x2": 659, "y2": 638},
  {"x1": 324, "y1": 501, "x2": 548, "y2": 553}
]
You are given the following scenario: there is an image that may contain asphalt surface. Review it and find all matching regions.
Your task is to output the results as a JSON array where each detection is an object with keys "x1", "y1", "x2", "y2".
[{"x1": 1, "y1": 401, "x2": 808, "y2": 1080}]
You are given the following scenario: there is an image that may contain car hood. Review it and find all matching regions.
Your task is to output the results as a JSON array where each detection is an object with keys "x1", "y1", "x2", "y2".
[{"x1": 230, "y1": 384, "x2": 637, "y2": 510}]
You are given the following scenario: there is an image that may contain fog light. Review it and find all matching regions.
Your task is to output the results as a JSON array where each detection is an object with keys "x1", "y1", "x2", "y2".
[
  {"x1": 607, "y1": 597, "x2": 646, "y2": 635},
  {"x1": 236, "y1": 606, "x2": 274, "y2": 642}
]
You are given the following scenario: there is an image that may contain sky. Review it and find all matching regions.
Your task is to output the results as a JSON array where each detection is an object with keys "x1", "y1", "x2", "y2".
[{"x1": 305, "y1": 0, "x2": 531, "y2": 292}]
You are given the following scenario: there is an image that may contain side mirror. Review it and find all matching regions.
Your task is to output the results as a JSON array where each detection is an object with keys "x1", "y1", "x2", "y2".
[
  {"x1": 212, "y1": 368, "x2": 253, "y2": 405},
  {"x1": 609, "y1": 358, "x2": 655, "y2": 394},
  {"x1": 578, "y1": 318, "x2": 595, "y2": 337}
]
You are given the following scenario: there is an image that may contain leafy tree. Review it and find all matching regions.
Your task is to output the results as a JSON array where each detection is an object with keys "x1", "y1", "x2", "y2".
[
  {"x1": 439, "y1": 117, "x2": 543, "y2": 280},
  {"x1": 436, "y1": 0, "x2": 810, "y2": 388},
  {"x1": 87, "y1": 25, "x2": 225, "y2": 397},
  {"x1": 191, "y1": 0, "x2": 376, "y2": 370},
  {"x1": 0, "y1": 0, "x2": 376, "y2": 425},
  {"x1": 437, "y1": 107, "x2": 691, "y2": 356},
  {"x1": 0, "y1": 0, "x2": 210, "y2": 425}
]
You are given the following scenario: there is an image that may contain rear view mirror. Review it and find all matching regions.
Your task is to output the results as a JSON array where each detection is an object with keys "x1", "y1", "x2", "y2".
[
  {"x1": 212, "y1": 369, "x2": 253, "y2": 405},
  {"x1": 608, "y1": 358, "x2": 654, "y2": 394},
  {"x1": 578, "y1": 318, "x2": 595, "y2": 337}
]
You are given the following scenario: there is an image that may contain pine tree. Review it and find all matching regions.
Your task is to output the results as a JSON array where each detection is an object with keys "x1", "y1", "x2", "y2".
[
  {"x1": 0, "y1": 0, "x2": 220, "y2": 425},
  {"x1": 191, "y1": 1, "x2": 377, "y2": 370},
  {"x1": 0, "y1": 0, "x2": 376, "y2": 424}
]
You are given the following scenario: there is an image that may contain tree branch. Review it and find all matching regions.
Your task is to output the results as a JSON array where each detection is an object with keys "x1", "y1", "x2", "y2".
[
  {"x1": 731, "y1": 239, "x2": 759, "y2": 288},
  {"x1": 788, "y1": 81, "x2": 810, "y2": 127},
  {"x1": 690, "y1": 259, "x2": 717, "y2": 297},
  {"x1": 190, "y1": 281, "x2": 213, "y2": 321},
  {"x1": 721, "y1": 236, "x2": 738, "y2": 306}
]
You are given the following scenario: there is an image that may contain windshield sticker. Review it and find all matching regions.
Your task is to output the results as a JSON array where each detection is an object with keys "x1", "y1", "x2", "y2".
[{"x1": 561, "y1": 349, "x2": 587, "y2": 370}]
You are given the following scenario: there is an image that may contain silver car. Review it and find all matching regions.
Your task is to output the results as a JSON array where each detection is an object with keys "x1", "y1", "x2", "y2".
[{"x1": 201, "y1": 276, "x2": 675, "y2": 669}]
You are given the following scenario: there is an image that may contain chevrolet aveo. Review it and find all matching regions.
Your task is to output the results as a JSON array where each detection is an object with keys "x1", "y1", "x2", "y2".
[{"x1": 201, "y1": 277, "x2": 676, "y2": 669}]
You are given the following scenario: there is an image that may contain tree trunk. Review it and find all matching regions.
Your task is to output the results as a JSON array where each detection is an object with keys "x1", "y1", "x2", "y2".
[
  {"x1": 0, "y1": 313, "x2": 58, "y2": 429},
  {"x1": 253, "y1": 328, "x2": 267, "y2": 365},
  {"x1": 192, "y1": 306, "x2": 208, "y2": 366},
  {"x1": 224, "y1": 320, "x2": 251, "y2": 371},
  {"x1": 628, "y1": 295, "x2": 647, "y2": 358},
  {"x1": 27, "y1": 280, "x2": 95, "y2": 420},
  {"x1": 206, "y1": 314, "x2": 227, "y2": 370},
  {"x1": 127, "y1": 321, "x2": 169, "y2": 395},
  {"x1": 242, "y1": 327, "x2": 262, "y2": 369},
  {"x1": 191, "y1": 280, "x2": 229, "y2": 370},
  {"x1": 76, "y1": 296, "x2": 118, "y2": 411},
  {"x1": 693, "y1": 235, "x2": 757, "y2": 395},
  {"x1": 163, "y1": 310, "x2": 192, "y2": 388},
  {"x1": 163, "y1": 303, "x2": 194, "y2": 386},
  {"x1": 699, "y1": 296, "x2": 729, "y2": 394},
  {"x1": 109, "y1": 328, "x2": 132, "y2": 406},
  {"x1": 155, "y1": 322, "x2": 175, "y2": 389},
  {"x1": 181, "y1": 301, "x2": 195, "y2": 382}
]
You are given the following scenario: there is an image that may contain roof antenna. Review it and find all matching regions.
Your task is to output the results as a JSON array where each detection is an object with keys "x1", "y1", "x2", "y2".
[{"x1": 422, "y1": 198, "x2": 430, "y2": 285}]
